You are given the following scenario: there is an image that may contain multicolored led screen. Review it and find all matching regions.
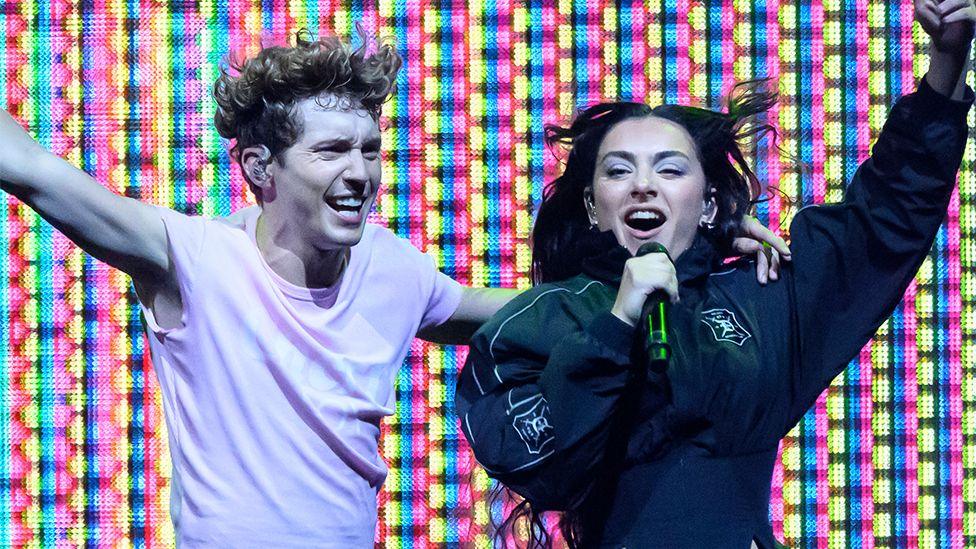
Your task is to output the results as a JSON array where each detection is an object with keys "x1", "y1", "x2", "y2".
[{"x1": 2, "y1": 0, "x2": 974, "y2": 546}]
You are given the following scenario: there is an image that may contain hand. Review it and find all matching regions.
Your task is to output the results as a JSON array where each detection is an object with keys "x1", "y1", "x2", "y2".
[
  {"x1": 917, "y1": 0, "x2": 976, "y2": 52},
  {"x1": 611, "y1": 252, "x2": 678, "y2": 327},
  {"x1": 731, "y1": 215, "x2": 792, "y2": 285}
]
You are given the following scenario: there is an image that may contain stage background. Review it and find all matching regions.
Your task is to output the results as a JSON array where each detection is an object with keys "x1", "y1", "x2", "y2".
[{"x1": 1, "y1": 0, "x2": 974, "y2": 546}]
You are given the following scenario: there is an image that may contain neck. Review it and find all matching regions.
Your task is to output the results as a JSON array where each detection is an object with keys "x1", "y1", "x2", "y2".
[{"x1": 255, "y1": 211, "x2": 349, "y2": 288}]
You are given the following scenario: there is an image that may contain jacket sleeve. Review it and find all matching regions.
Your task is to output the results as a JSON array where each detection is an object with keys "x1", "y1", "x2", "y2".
[
  {"x1": 784, "y1": 79, "x2": 972, "y2": 425},
  {"x1": 455, "y1": 286, "x2": 639, "y2": 511}
]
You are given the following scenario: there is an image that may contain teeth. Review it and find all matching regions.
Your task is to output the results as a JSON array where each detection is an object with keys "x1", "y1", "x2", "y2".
[
  {"x1": 333, "y1": 197, "x2": 364, "y2": 208},
  {"x1": 627, "y1": 210, "x2": 662, "y2": 220}
]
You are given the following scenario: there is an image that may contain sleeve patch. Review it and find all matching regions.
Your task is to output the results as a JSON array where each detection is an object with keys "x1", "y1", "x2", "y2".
[{"x1": 511, "y1": 395, "x2": 555, "y2": 455}]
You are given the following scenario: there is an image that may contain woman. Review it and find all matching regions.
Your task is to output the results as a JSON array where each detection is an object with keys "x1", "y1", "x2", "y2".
[{"x1": 455, "y1": 1, "x2": 974, "y2": 547}]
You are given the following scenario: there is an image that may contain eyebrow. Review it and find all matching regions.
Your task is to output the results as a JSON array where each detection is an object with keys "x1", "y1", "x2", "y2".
[
  {"x1": 601, "y1": 150, "x2": 690, "y2": 164},
  {"x1": 309, "y1": 136, "x2": 382, "y2": 149},
  {"x1": 310, "y1": 137, "x2": 352, "y2": 149}
]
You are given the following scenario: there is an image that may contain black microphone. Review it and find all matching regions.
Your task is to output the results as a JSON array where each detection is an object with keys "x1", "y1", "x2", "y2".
[{"x1": 635, "y1": 242, "x2": 671, "y2": 372}]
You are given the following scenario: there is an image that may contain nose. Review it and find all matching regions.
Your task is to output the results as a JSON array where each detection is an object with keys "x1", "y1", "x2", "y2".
[
  {"x1": 631, "y1": 170, "x2": 657, "y2": 198},
  {"x1": 343, "y1": 149, "x2": 370, "y2": 192}
]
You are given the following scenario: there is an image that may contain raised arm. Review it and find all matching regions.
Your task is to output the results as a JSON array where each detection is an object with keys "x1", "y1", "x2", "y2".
[
  {"x1": 784, "y1": 1, "x2": 973, "y2": 422},
  {"x1": 0, "y1": 110, "x2": 170, "y2": 287}
]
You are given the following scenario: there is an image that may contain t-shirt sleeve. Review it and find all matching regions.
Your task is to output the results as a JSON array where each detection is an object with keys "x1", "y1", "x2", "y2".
[
  {"x1": 376, "y1": 228, "x2": 463, "y2": 331},
  {"x1": 136, "y1": 206, "x2": 209, "y2": 335},
  {"x1": 418, "y1": 254, "x2": 463, "y2": 331}
]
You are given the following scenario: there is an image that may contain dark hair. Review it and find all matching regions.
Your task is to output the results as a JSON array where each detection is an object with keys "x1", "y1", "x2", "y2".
[
  {"x1": 488, "y1": 485, "x2": 581, "y2": 549},
  {"x1": 213, "y1": 27, "x2": 402, "y2": 198},
  {"x1": 501, "y1": 80, "x2": 780, "y2": 549},
  {"x1": 532, "y1": 79, "x2": 779, "y2": 284}
]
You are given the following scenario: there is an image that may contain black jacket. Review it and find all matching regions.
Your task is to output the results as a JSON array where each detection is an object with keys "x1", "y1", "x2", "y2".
[{"x1": 456, "y1": 80, "x2": 972, "y2": 548}]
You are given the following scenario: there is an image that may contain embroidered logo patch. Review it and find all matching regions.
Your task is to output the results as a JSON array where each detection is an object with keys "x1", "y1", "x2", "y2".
[
  {"x1": 700, "y1": 308, "x2": 752, "y2": 346},
  {"x1": 512, "y1": 397, "x2": 554, "y2": 455}
]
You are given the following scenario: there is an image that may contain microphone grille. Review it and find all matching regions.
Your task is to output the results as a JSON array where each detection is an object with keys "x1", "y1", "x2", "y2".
[{"x1": 635, "y1": 242, "x2": 669, "y2": 257}]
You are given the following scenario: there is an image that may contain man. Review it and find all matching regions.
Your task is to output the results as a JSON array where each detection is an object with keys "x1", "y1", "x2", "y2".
[
  {"x1": 1, "y1": 32, "x2": 509, "y2": 547},
  {"x1": 0, "y1": 30, "x2": 785, "y2": 546}
]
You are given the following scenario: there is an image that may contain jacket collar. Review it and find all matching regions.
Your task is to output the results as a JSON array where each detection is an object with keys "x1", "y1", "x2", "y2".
[{"x1": 578, "y1": 229, "x2": 724, "y2": 286}]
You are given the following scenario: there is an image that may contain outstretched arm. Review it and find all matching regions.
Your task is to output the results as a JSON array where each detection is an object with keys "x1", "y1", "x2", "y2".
[
  {"x1": 0, "y1": 110, "x2": 170, "y2": 288},
  {"x1": 783, "y1": 0, "x2": 974, "y2": 426},
  {"x1": 418, "y1": 286, "x2": 521, "y2": 345}
]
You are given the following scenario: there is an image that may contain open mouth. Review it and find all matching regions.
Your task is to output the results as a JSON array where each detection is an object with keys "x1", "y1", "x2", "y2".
[
  {"x1": 325, "y1": 195, "x2": 366, "y2": 220},
  {"x1": 624, "y1": 208, "x2": 666, "y2": 233}
]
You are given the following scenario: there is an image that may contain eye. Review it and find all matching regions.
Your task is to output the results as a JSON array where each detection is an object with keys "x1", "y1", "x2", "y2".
[
  {"x1": 657, "y1": 164, "x2": 685, "y2": 176},
  {"x1": 316, "y1": 142, "x2": 352, "y2": 159},
  {"x1": 362, "y1": 147, "x2": 381, "y2": 161},
  {"x1": 316, "y1": 149, "x2": 343, "y2": 160},
  {"x1": 606, "y1": 165, "x2": 631, "y2": 178}
]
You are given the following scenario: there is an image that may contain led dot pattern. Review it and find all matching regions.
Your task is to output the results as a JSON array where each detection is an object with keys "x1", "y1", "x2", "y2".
[{"x1": 1, "y1": 1, "x2": 973, "y2": 547}]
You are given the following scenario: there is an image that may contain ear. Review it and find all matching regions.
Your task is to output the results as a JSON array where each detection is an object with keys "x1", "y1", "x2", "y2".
[
  {"x1": 582, "y1": 187, "x2": 598, "y2": 226},
  {"x1": 700, "y1": 193, "x2": 717, "y2": 225},
  {"x1": 241, "y1": 145, "x2": 274, "y2": 199}
]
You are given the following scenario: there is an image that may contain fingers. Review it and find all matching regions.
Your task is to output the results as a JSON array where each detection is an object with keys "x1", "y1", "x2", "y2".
[
  {"x1": 927, "y1": 0, "x2": 976, "y2": 29},
  {"x1": 917, "y1": 0, "x2": 943, "y2": 29},
  {"x1": 737, "y1": 215, "x2": 792, "y2": 260},
  {"x1": 942, "y1": 8, "x2": 976, "y2": 24},
  {"x1": 754, "y1": 244, "x2": 784, "y2": 285},
  {"x1": 755, "y1": 245, "x2": 769, "y2": 285},
  {"x1": 626, "y1": 254, "x2": 680, "y2": 303},
  {"x1": 770, "y1": 246, "x2": 781, "y2": 281},
  {"x1": 734, "y1": 215, "x2": 790, "y2": 286},
  {"x1": 612, "y1": 254, "x2": 679, "y2": 326},
  {"x1": 762, "y1": 230, "x2": 791, "y2": 261},
  {"x1": 938, "y1": 0, "x2": 973, "y2": 17},
  {"x1": 646, "y1": 262, "x2": 680, "y2": 304},
  {"x1": 732, "y1": 236, "x2": 761, "y2": 255},
  {"x1": 739, "y1": 215, "x2": 764, "y2": 238}
]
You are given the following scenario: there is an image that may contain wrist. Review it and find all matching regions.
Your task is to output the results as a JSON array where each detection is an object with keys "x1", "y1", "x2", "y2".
[
  {"x1": 610, "y1": 304, "x2": 636, "y2": 327},
  {"x1": 926, "y1": 42, "x2": 972, "y2": 100}
]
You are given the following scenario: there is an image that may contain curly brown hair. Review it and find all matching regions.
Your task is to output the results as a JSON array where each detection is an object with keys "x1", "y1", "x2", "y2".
[{"x1": 213, "y1": 28, "x2": 402, "y2": 169}]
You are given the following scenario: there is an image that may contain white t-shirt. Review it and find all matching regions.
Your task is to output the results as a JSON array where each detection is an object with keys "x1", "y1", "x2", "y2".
[{"x1": 140, "y1": 206, "x2": 462, "y2": 547}]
